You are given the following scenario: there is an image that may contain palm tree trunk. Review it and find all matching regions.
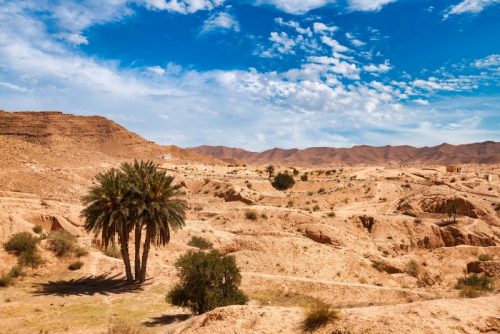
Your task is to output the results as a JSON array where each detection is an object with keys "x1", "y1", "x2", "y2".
[
  {"x1": 134, "y1": 223, "x2": 142, "y2": 282},
  {"x1": 139, "y1": 227, "x2": 153, "y2": 282},
  {"x1": 120, "y1": 227, "x2": 133, "y2": 282}
]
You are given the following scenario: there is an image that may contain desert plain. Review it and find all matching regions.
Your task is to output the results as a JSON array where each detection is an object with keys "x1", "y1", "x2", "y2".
[{"x1": 0, "y1": 111, "x2": 499, "y2": 334}]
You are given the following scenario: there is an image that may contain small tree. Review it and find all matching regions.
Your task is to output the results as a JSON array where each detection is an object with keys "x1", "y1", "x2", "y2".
[
  {"x1": 271, "y1": 172, "x2": 295, "y2": 191},
  {"x1": 167, "y1": 250, "x2": 248, "y2": 314},
  {"x1": 447, "y1": 199, "x2": 459, "y2": 224},
  {"x1": 265, "y1": 165, "x2": 275, "y2": 178}
]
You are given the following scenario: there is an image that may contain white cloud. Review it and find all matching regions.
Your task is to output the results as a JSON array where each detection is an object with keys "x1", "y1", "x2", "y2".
[
  {"x1": 363, "y1": 60, "x2": 392, "y2": 73},
  {"x1": 142, "y1": 0, "x2": 225, "y2": 14},
  {"x1": 473, "y1": 54, "x2": 500, "y2": 68},
  {"x1": 146, "y1": 66, "x2": 166, "y2": 75},
  {"x1": 55, "y1": 33, "x2": 89, "y2": 46},
  {"x1": 0, "y1": 81, "x2": 30, "y2": 93},
  {"x1": 313, "y1": 22, "x2": 338, "y2": 34},
  {"x1": 253, "y1": 0, "x2": 333, "y2": 14},
  {"x1": 445, "y1": 0, "x2": 499, "y2": 18},
  {"x1": 414, "y1": 99, "x2": 429, "y2": 105},
  {"x1": 202, "y1": 11, "x2": 240, "y2": 33},
  {"x1": 348, "y1": 0, "x2": 397, "y2": 12},
  {"x1": 321, "y1": 36, "x2": 350, "y2": 53}
]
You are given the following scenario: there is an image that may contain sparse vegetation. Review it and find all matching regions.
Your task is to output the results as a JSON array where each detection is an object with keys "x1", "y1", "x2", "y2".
[
  {"x1": 455, "y1": 274, "x2": 493, "y2": 298},
  {"x1": 107, "y1": 322, "x2": 144, "y2": 334},
  {"x1": 327, "y1": 211, "x2": 336, "y2": 217},
  {"x1": 478, "y1": 254, "x2": 493, "y2": 261},
  {"x1": 271, "y1": 172, "x2": 295, "y2": 190},
  {"x1": 18, "y1": 248, "x2": 44, "y2": 268},
  {"x1": 0, "y1": 272, "x2": 13, "y2": 287},
  {"x1": 245, "y1": 210, "x2": 258, "y2": 221},
  {"x1": 167, "y1": 250, "x2": 248, "y2": 314},
  {"x1": 303, "y1": 300, "x2": 339, "y2": 331},
  {"x1": 406, "y1": 260, "x2": 420, "y2": 278},
  {"x1": 4, "y1": 232, "x2": 39, "y2": 255},
  {"x1": 188, "y1": 236, "x2": 213, "y2": 250},
  {"x1": 68, "y1": 261, "x2": 84, "y2": 270},
  {"x1": 103, "y1": 245, "x2": 122, "y2": 259},
  {"x1": 300, "y1": 174, "x2": 308, "y2": 181},
  {"x1": 32, "y1": 225, "x2": 43, "y2": 234},
  {"x1": 47, "y1": 230, "x2": 76, "y2": 257}
]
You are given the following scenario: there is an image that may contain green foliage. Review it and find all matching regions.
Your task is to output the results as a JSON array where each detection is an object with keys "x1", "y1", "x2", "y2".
[
  {"x1": 68, "y1": 261, "x2": 84, "y2": 270},
  {"x1": 32, "y1": 225, "x2": 43, "y2": 234},
  {"x1": 167, "y1": 250, "x2": 248, "y2": 314},
  {"x1": 18, "y1": 248, "x2": 44, "y2": 268},
  {"x1": 456, "y1": 274, "x2": 493, "y2": 298},
  {"x1": 4, "y1": 232, "x2": 39, "y2": 255},
  {"x1": 188, "y1": 236, "x2": 213, "y2": 250},
  {"x1": 303, "y1": 301, "x2": 338, "y2": 331},
  {"x1": 478, "y1": 254, "x2": 493, "y2": 261},
  {"x1": 245, "y1": 210, "x2": 258, "y2": 221},
  {"x1": 47, "y1": 230, "x2": 76, "y2": 257},
  {"x1": 271, "y1": 172, "x2": 295, "y2": 191}
]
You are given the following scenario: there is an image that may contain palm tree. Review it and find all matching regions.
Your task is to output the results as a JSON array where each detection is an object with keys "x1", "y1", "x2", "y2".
[
  {"x1": 81, "y1": 169, "x2": 134, "y2": 282},
  {"x1": 123, "y1": 160, "x2": 187, "y2": 282},
  {"x1": 121, "y1": 160, "x2": 157, "y2": 281}
]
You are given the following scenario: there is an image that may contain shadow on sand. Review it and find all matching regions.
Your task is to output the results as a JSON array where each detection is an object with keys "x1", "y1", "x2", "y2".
[
  {"x1": 143, "y1": 313, "x2": 192, "y2": 327},
  {"x1": 33, "y1": 273, "x2": 150, "y2": 296}
]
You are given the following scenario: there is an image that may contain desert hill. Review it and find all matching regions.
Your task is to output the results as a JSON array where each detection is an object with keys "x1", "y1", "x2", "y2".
[{"x1": 189, "y1": 141, "x2": 500, "y2": 166}]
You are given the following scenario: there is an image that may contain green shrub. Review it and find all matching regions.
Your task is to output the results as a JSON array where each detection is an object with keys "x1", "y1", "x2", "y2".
[
  {"x1": 4, "y1": 232, "x2": 39, "y2": 255},
  {"x1": 456, "y1": 274, "x2": 493, "y2": 298},
  {"x1": 303, "y1": 301, "x2": 338, "y2": 331},
  {"x1": 188, "y1": 236, "x2": 213, "y2": 250},
  {"x1": 167, "y1": 250, "x2": 248, "y2": 314},
  {"x1": 47, "y1": 230, "x2": 76, "y2": 257},
  {"x1": 0, "y1": 273, "x2": 13, "y2": 287},
  {"x1": 478, "y1": 254, "x2": 493, "y2": 261},
  {"x1": 68, "y1": 261, "x2": 84, "y2": 270},
  {"x1": 245, "y1": 210, "x2": 258, "y2": 221},
  {"x1": 32, "y1": 225, "x2": 43, "y2": 234},
  {"x1": 19, "y1": 249, "x2": 44, "y2": 268},
  {"x1": 271, "y1": 172, "x2": 295, "y2": 190}
]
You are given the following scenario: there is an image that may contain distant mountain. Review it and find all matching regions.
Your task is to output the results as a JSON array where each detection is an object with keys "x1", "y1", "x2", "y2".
[
  {"x1": 188, "y1": 142, "x2": 500, "y2": 166},
  {"x1": 0, "y1": 110, "x2": 222, "y2": 167}
]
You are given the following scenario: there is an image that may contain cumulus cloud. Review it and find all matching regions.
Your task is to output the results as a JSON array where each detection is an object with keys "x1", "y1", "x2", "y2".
[
  {"x1": 202, "y1": 11, "x2": 240, "y2": 33},
  {"x1": 473, "y1": 54, "x2": 500, "y2": 69},
  {"x1": 55, "y1": 33, "x2": 89, "y2": 46},
  {"x1": 347, "y1": 0, "x2": 397, "y2": 12},
  {"x1": 142, "y1": 0, "x2": 225, "y2": 14},
  {"x1": 444, "y1": 0, "x2": 499, "y2": 18}
]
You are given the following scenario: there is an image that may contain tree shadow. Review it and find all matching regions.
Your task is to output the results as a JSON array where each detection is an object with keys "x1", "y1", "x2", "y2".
[
  {"x1": 33, "y1": 273, "x2": 150, "y2": 296},
  {"x1": 143, "y1": 313, "x2": 192, "y2": 327}
]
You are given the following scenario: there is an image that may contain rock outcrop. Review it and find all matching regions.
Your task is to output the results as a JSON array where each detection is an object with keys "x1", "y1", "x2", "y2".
[{"x1": 467, "y1": 261, "x2": 500, "y2": 277}]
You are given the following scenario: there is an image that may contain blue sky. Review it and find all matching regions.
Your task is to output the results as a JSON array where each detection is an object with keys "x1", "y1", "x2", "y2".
[{"x1": 0, "y1": 0, "x2": 499, "y2": 150}]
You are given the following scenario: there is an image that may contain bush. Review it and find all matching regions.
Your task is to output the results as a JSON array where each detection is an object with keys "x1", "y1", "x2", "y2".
[
  {"x1": 103, "y1": 245, "x2": 122, "y2": 259},
  {"x1": 32, "y1": 225, "x2": 43, "y2": 234},
  {"x1": 68, "y1": 261, "x2": 84, "y2": 270},
  {"x1": 300, "y1": 174, "x2": 308, "y2": 181},
  {"x1": 271, "y1": 172, "x2": 295, "y2": 191},
  {"x1": 19, "y1": 249, "x2": 44, "y2": 268},
  {"x1": 167, "y1": 250, "x2": 248, "y2": 314},
  {"x1": 406, "y1": 260, "x2": 420, "y2": 278},
  {"x1": 4, "y1": 232, "x2": 39, "y2": 255},
  {"x1": 188, "y1": 236, "x2": 213, "y2": 250},
  {"x1": 75, "y1": 247, "x2": 89, "y2": 257},
  {"x1": 327, "y1": 211, "x2": 336, "y2": 217},
  {"x1": 478, "y1": 254, "x2": 493, "y2": 261},
  {"x1": 245, "y1": 210, "x2": 258, "y2": 221},
  {"x1": 9, "y1": 265, "x2": 23, "y2": 278},
  {"x1": 0, "y1": 273, "x2": 13, "y2": 287},
  {"x1": 47, "y1": 230, "x2": 76, "y2": 257},
  {"x1": 456, "y1": 274, "x2": 493, "y2": 298},
  {"x1": 303, "y1": 301, "x2": 338, "y2": 331}
]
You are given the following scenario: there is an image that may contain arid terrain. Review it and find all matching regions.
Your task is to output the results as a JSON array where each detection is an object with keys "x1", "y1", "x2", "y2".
[{"x1": 0, "y1": 111, "x2": 499, "y2": 334}]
